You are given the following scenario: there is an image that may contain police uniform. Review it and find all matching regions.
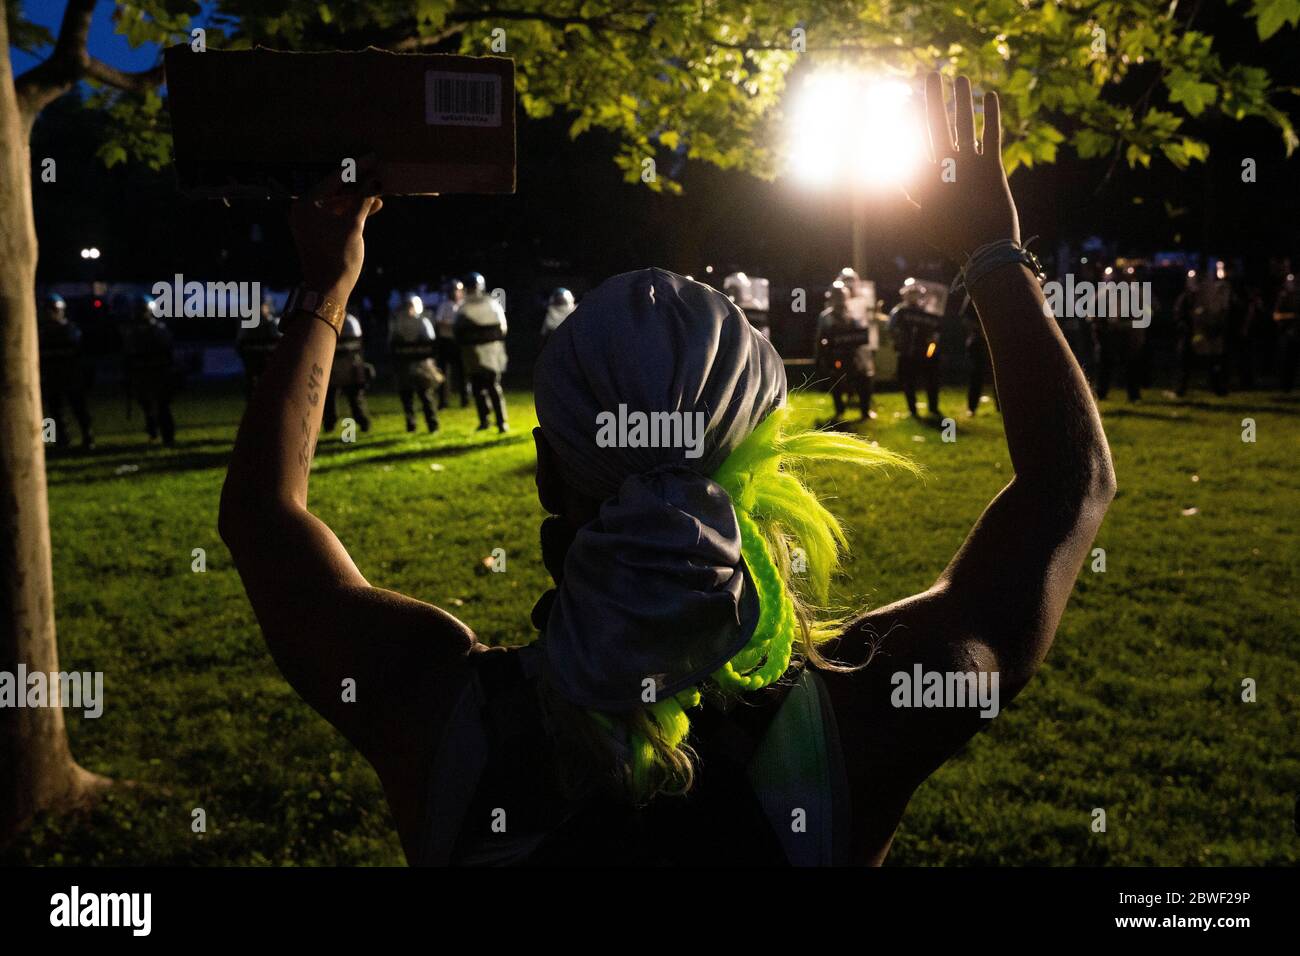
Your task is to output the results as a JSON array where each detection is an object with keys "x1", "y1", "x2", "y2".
[
  {"x1": 723, "y1": 273, "x2": 770, "y2": 340},
  {"x1": 889, "y1": 295, "x2": 942, "y2": 417},
  {"x1": 1234, "y1": 287, "x2": 1267, "y2": 390},
  {"x1": 1274, "y1": 277, "x2": 1299, "y2": 392},
  {"x1": 433, "y1": 282, "x2": 469, "y2": 408},
  {"x1": 456, "y1": 287, "x2": 509, "y2": 433},
  {"x1": 236, "y1": 303, "x2": 282, "y2": 398},
  {"x1": 389, "y1": 297, "x2": 442, "y2": 433},
  {"x1": 539, "y1": 288, "x2": 575, "y2": 343},
  {"x1": 816, "y1": 299, "x2": 876, "y2": 421},
  {"x1": 1175, "y1": 276, "x2": 1230, "y2": 396},
  {"x1": 123, "y1": 297, "x2": 178, "y2": 445},
  {"x1": 323, "y1": 313, "x2": 372, "y2": 432},
  {"x1": 1094, "y1": 306, "x2": 1145, "y2": 402},
  {"x1": 963, "y1": 308, "x2": 998, "y2": 414},
  {"x1": 37, "y1": 296, "x2": 94, "y2": 449}
]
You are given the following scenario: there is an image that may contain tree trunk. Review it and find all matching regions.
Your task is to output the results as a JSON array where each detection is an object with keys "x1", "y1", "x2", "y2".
[{"x1": 0, "y1": 3, "x2": 109, "y2": 848}]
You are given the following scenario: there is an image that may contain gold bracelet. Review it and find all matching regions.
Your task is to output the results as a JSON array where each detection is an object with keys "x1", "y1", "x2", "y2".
[{"x1": 283, "y1": 287, "x2": 347, "y2": 337}]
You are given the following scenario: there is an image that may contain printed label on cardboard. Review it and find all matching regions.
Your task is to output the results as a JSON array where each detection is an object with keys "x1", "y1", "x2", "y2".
[{"x1": 425, "y1": 71, "x2": 502, "y2": 127}]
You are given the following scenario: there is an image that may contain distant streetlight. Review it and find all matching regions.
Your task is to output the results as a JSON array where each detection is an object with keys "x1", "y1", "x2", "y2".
[{"x1": 785, "y1": 69, "x2": 926, "y2": 275}]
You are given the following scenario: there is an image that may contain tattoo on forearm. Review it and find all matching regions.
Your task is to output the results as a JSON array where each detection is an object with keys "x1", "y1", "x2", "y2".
[{"x1": 298, "y1": 362, "x2": 325, "y2": 475}]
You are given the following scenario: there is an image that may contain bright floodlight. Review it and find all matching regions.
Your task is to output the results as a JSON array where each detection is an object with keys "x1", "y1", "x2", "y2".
[{"x1": 786, "y1": 70, "x2": 926, "y2": 189}]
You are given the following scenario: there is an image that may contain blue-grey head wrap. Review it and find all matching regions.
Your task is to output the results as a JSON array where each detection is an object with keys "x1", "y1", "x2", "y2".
[{"x1": 533, "y1": 269, "x2": 786, "y2": 709}]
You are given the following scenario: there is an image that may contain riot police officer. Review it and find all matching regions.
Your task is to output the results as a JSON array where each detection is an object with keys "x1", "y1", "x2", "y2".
[
  {"x1": 889, "y1": 279, "x2": 943, "y2": 418},
  {"x1": 37, "y1": 293, "x2": 94, "y2": 450},
  {"x1": 456, "y1": 272, "x2": 509, "y2": 433},
  {"x1": 1175, "y1": 265, "x2": 1231, "y2": 397},
  {"x1": 723, "y1": 272, "x2": 771, "y2": 339},
  {"x1": 389, "y1": 295, "x2": 441, "y2": 434},
  {"x1": 323, "y1": 311, "x2": 372, "y2": 433},
  {"x1": 963, "y1": 305, "x2": 998, "y2": 416},
  {"x1": 836, "y1": 267, "x2": 862, "y2": 299},
  {"x1": 236, "y1": 297, "x2": 283, "y2": 398},
  {"x1": 1274, "y1": 273, "x2": 1299, "y2": 391},
  {"x1": 816, "y1": 282, "x2": 877, "y2": 422},
  {"x1": 122, "y1": 293, "x2": 177, "y2": 446},
  {"x1": 539, "y1": 287, "x2": 575, "y2": 343},
  {"x1": 433, "y1": 279, "x2": 469, "y2": 408},
  {"x1": 1094, "y1": 278, "x2": 1145, "y2": 403}
]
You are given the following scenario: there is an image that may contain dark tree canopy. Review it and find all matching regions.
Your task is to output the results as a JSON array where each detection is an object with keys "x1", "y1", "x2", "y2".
[{"x1": 10, "y1": 1, "x2": 1300, "y2": 187}]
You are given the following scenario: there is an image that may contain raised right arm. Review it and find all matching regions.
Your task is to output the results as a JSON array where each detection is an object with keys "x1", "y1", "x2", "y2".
[{"x1": 820, "y1": 74, "x2": 1115, "y2": 863}]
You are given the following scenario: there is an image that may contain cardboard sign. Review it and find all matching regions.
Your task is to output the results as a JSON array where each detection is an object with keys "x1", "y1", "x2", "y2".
[{"x1": 165, "y1": 46, "x2": 516, "y2": 197}]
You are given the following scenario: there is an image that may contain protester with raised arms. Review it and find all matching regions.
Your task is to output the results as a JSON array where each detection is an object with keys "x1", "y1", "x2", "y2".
[{"x1": 220, "y1": 75, "x2": 1114, "y2": 865}]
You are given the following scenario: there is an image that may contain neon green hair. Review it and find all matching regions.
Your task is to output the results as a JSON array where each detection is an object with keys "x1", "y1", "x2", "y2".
[{"x1": 600, "y1": 404, "x2": 914, "y2": 801}]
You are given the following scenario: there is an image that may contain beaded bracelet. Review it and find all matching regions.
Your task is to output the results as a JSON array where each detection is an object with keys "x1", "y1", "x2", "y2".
[{"x1": 950, "y1": 237, "x2": 1046, "y2": 298}]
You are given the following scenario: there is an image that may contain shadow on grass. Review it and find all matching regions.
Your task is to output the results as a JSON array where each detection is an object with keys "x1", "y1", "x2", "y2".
[
  {"x1": 1102, "y1": 407, "x2": 1200, "y2": 424},
  {"x1": 48, "y1": 428, "x2": 530, "y2": 484},
  {"x1": 346, "y1": 432, "x2": 531, "y2": 469},
  {"x1": 47, "y1": 435, "x2": 227, "y2": 463},
  {"x1": 49, "y1": 435, "x2": 401, "y2": 484},
  {"x1": 45, "y1": 439, "x2": 236, "y2": 485},
  {"x1": 879, "y1": 411, "x2": 951, "y2": 433},
  {"x1": 48, "y1": 450, "x2": 236, "y2": 484},
  {"x1": 1166, "y1": 398, "x2": 1300, "y2": 416}
]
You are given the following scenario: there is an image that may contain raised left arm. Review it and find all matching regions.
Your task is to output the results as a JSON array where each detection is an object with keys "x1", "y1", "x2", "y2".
[{"x1": 218, "y1": 187, "x2": 475, "y2": 766}]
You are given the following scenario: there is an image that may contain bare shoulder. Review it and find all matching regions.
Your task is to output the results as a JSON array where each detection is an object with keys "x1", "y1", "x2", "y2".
[
  {"x1": 363, "y1": 634, "x2": 500, "y2": 862},
  {"x1": 817, "y1": 588, "x2": 1013, "y2": 864}
]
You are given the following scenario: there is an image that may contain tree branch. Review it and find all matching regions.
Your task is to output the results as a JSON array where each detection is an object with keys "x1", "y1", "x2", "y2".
[
  {"x1": 382, "y1": 5, "x2": 658, "y2": 51},
  {"x1": 13, "y1": 0, "x2": 94, "y2": 117},
  {"x1": 383, "y1": 9, "x2": 891, "y2": 56},
  {"x1": 391, "y1": 25, "x2": 469, "y2": 51},
  {"x1": 14, "y1": 0, "x2": 164, "y2": 120},
  {"x1": 84, "y1": 58, "x2": 166, "y2": 93}
]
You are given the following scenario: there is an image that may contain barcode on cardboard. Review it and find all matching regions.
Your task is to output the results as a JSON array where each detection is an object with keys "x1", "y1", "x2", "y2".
[{"x1": 425, "y1": 71, "x2": 502, "y2": 127}]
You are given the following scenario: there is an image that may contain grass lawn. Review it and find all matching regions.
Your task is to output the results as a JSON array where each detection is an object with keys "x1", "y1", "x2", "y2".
[{"x1": 5, "y1": 380, "x2": 1297, "y2": 865}]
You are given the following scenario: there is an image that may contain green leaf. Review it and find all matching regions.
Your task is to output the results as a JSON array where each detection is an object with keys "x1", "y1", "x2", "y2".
[
  {"x1": 98, "y1": 143, "x2": 129, "y2": 168},
  {"x1": 38, "y1": 0, "x2": 1299, "y2": 190},
  {"x1": 1160, "y1": 137, "x2": 1209, "y2": 168},
  {"x1": 1073, "y1": 129, "x2": 1115, "y2": 159},
  {"x1": 1252, "y1": 0, "x2": 1300, "y2": 40},
  {"x1": 1125, "y1": 143, "x2": 1151, "y2": 168},
  {"x1": 1166, "y1": 69, "x2": 1218, "y2": 116},
  {"x1": 1141, "y1": 109, "x2": 1184, "y2": 137},
  {"x1": 1002, "y1": 139, "x2": 1035, "y2": 174}
]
